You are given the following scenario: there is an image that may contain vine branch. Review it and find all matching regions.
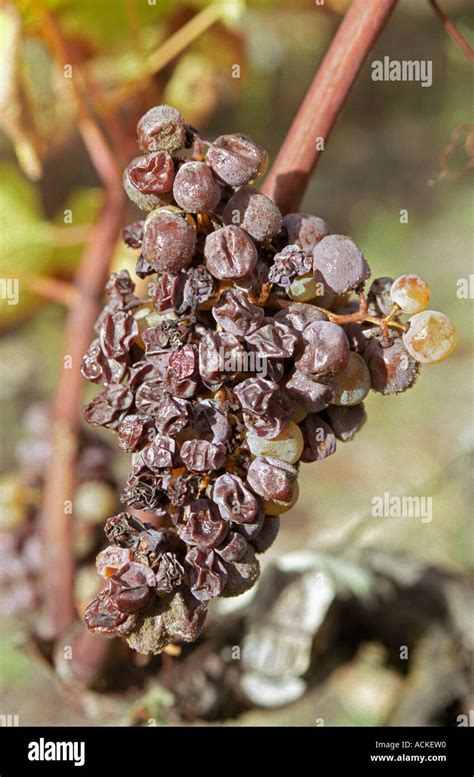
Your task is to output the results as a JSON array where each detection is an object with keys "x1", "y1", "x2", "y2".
[
  {"x1": 428, "y1": 0, "x2": 474, "y2": 64},
  {"x1": 41, "y1": 189, "x2": 125, "y2": 639},
  {"x1": 29, "y1": 2, "x2": 125, "y2": 638}
]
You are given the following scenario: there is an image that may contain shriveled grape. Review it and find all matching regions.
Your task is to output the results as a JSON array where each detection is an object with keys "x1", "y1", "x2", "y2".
[
  {"x1": 137, "y1": 104, "x2": 186, "y2": 153},
  {"x1": 123, "y1": 152, "x2": 174, "y2": 211},
  {"x1": 142, "y1": 211, "x2": 196, "y2": 272},
  {"x1": 313, "y1": 235, "x2": 370, "y2": 294},
  {"x1": 295, "y1": 320, "x2": 349, "y2": 377},
  {"x1": 204, "y1": 226, "x2": 258, "y2": 280},
  {"x1": 246, "y1": 457, "x2": 298, "y2": 503},
  {"x1": 206, "y1": 133, "x2": 268, "y2": 186},
  {"x1": 173, "y1": 161, "x2": 221, "y2": 213},
  {"x1": 212, "y1": 288, "x2": 264, "y2": 336},
  {"x1": 285, "y1": 370, "x2": 335, "y2": 413},
  {"x1": 282, "y1": 212, "x2": 330, "y2": 252},
  {"x1": 222, "y1": 186, "x2": 282, "y2": 242},
  {"x1": 364, "y1": 337, "x2": 419, "y2": 394}
]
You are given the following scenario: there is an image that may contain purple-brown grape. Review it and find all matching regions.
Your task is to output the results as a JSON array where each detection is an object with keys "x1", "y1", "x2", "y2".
[
  {"x1": 295, "y1": 320, "x2": 350, "y2": 377},
  {"x1": 206, "y1": 133, "x2": 268, "y2": 186},
  {"x1": 367, "y1": 277, "x2": 395, "y2": 317},
  {"x1": 300, "y1": 413, "x2": 337, "y2": 463},
  {"x1": 324, "y1": 404, "x2": 367, "y2": 441},
  {"x1": 246, "y1": 457, "x2": 298, "y2": 503},
  {"x1": 313, "y1": 235, "x2": 370, "y2": 294},
  {"x1": 173, "y1": 161, "x2": 221, "y2": 213},
  {"x1": 222, "y1": 186, "x2": 282, "y2": 242},
  {"x1": 204, "y1": 226, "x2": 258, "y2": 280},
  {"x1": 137, "y1": 104, "x2": 186, "y2": 153},
  {"x1": 142, "y1": 211, "x2": 196, "y2": 272},
  {"x1": 282, "y1": 212, "x2": 330, "y2": 252},
  {"x1": 364, "y1": 337, "x2": 419, "y2": 394},
  {"x1": 123, "y1": 152, "x2": 174, "y2": 210}
]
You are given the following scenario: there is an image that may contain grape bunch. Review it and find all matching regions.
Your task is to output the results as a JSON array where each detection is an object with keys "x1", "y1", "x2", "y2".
[{"x1": 81, "y1": 105, "x2": 456, "y2": 654}]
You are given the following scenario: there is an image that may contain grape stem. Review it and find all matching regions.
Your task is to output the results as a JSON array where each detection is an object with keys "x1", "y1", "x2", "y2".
[
  {"x1": 323, "y1": 299, "x2": 407, "y2": 334},
  {"x1": 267, "y1": 291, "x2": 408, "y2": 334},
  {"x1": 261, "y1": 0, "x2": 398, "y2": 213}
]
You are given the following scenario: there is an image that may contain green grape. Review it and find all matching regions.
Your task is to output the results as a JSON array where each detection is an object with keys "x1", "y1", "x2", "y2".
[
  {"x1": 332, "y1": 351, "x2": 371, "y2": 405},
  {"x1": 390, "y1": 274, "x2": 430, "y2": 314},
  {"x1": 246, "y1": 421, "x2": 304, "y2": 464},
  {"x1": 403, "y1": 310, "x2": 457, "y2": 364},
  {"x1": 287, "y1": 273, "x2": 319, "y2": 302}
]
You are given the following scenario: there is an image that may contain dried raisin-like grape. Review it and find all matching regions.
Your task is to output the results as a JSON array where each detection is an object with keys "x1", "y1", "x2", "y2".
[
  {"x1": 212, "y1": 473, "x2": 260, "y2": 524},
  {"x1": 123, "y1": 152, "x2": 174, "y2": 210},
  {"x1": 222, "y1": 187, "x2": 282, "y2": 242},
  {"x1": 295, "y1": 320, "x2": 349, "y2": 377},
  {"x1": 137, "y1": 104, "x2": 186, "y2": 153},
  {"x1": 180, "y1": 439, "x2": 226, "y2": 473},
  {"x1": 142, "y1": 211, "x2": 196, "y2": 272},
  {"x1": 173, "y1": 161, "x2": 221, "y2": 213},
  {"x1": 313, "y1": 235, "x2": 370, "y2": 295},
  {"x1": 204, "y1": 225, "x2": 258, "y2": 280},
  {"x1": 206, "y1": 133, "x2": 268, "y2": 186},
  {"x1": 185, "y1": 548, "x2": 227, "y2": 602},
  {"x1": 246, "y1": 457, "x2": 298, "y2": 503},
  {"x1": 212, "y1": 288, "x2": 264, "y2": 336},
  {"x1": 282, "y1": 212, "x2": 330, "y2": 252}
]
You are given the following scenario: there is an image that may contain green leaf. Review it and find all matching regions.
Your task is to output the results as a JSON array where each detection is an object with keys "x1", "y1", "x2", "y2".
[{"x1": 0, "y1": 163, "x2": 52, "y2": 274}]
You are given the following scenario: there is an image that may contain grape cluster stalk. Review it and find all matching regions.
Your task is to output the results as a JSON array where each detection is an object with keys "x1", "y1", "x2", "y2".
[{"x1": 81, "y1": 105, "x2": 457, "y2": 655}]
